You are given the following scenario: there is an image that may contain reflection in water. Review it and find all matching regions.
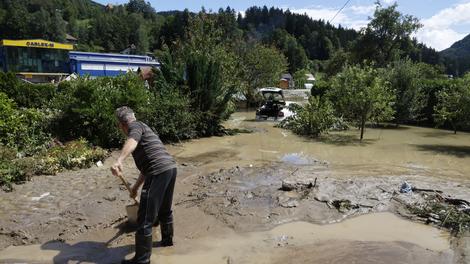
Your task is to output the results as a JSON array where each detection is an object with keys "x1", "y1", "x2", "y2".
[{"x1": 280, "y1": 153, "x2": 320, "y2": 165}]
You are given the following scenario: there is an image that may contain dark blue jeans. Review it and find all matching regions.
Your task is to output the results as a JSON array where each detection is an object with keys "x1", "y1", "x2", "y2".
[{"x1": 136, "y1": 168, "x2": 177, "y2": 237}]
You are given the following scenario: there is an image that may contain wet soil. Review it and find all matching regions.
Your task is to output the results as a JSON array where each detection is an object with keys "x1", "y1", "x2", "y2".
[
  {"x1": 0, "y1": 213, "x2": 452, "y2": 264},
  {"x1": 1, "y1": 111, "x2": 469, "y2": 263}
]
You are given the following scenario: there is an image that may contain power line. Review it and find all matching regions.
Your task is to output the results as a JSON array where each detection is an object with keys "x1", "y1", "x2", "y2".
[{"x1": 330, "y1": 0, "x2": 352, "y2": 23}]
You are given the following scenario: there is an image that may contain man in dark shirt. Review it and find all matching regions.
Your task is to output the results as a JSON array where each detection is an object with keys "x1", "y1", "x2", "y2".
[{"x1": 111, "y1": 106, "x2": 177, "y2": 264}]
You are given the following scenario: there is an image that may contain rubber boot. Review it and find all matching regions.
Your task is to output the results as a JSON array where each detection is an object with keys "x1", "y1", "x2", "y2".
[
  {"x1": 122, "y1": 234, "x2": 152, "y2": 264},
  {"x1": 160, "y1": 222, "x2": 173, "y2": 247}
]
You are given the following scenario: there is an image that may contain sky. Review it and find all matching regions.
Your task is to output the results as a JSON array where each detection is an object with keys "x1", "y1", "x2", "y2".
[{"x1": 96, "y1": 0, "x2": 470, "y2": 51}]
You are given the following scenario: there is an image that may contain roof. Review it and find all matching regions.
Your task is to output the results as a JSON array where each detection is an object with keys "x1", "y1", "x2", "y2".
[
  {"x1": 66, "y1": 34, "x2": 78, "y2": 41},
  {"x1": 258, "y1": 87, "x2": 283, "y2": 93},
  {"x1": 281, "y1": 73, "x2": 293, "y2": 79},
  {"x1": 0, "y1": 39, "x2": 73, "y2": 50},
  {"x1": 69, "y1": 51, "x2": 160, "y2": 66},
  {"x1": 305, "y1": 73, "x2": 316, "y2": 81}
]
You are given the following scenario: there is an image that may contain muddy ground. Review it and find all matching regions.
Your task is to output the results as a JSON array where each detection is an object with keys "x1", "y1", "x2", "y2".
[{"x1": 1, "y1": 111, "x2": 470, "y2": 263}]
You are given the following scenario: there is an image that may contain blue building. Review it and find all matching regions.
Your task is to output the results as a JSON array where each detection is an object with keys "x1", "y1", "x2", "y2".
[{"x1": 69, "y1": 51, "x2": 160, "y2": 77}]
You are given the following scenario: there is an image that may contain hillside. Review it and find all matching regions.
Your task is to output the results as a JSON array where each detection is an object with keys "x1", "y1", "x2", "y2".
[
  {"x1": 442, "y1": 34, "x2": 470, "y2": 57},
  {"x1": 0, "y1": 0, "x2": 447, "y2": 73},
  {"x1": 440, "y1": 34, "x2": 470, "y2": 76}
]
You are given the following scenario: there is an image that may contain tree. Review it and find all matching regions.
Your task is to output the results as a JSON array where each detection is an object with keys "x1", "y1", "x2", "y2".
[
  {"x1": 434, "y1": 77, "x2": 470, "y2": 134},
  {"x1": 330, "y1": 65, "x2": 395, "y2": 140},
  {"x1": 126, "y1": 0, "x2": 156, "y2": 19},
  {"x1": 181, "y1": 12, "x2": 242, "y2": 135},
  {"x1": 267, "y1": 29, "x2": 308, "y2": 73},
  {"x1": 323, "y1": 49, "x2": 350, "y2": 78},
  {"x1": 385, "y1": 59, "x2": 424, "y2": 125},
  {"x1": 352, "y1": 2, "x2": 422, "y2": 66},
  {"x1": 240, "y1": 43, "x2": 288, "y2": 105}
]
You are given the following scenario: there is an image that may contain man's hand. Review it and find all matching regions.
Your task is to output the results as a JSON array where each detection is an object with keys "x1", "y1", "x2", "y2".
[
  {"x1": 130, "y1": 185, "x2": 138, "y2": 199},
  {"x1": 111, "y1": 161, "x2": 123, "y2": 176}
]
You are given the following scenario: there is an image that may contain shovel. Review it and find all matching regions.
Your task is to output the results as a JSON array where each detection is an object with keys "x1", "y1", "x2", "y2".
[{"x1": 116, "y1": 173, "x2": 139, "y2": 225}]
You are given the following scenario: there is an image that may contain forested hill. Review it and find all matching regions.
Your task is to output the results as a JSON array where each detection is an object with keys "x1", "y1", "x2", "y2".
[
  {"x1": 240, "y1": 6, "x2": 359, "y2": 61},
  {"x1": 440, "y1": 34, "x2": 470, "y2": 76},
  {"x1": 0, "y1": 0, "x2": 448, "y2": 74}
]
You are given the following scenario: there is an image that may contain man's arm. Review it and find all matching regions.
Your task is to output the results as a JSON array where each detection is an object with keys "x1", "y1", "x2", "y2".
[{"x1": 111, "y1": 138, "x2": 138, "y2": 176}]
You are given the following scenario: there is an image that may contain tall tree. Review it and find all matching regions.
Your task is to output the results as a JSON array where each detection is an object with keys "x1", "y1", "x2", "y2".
[
  {"x1": 352, "y1": 2, "x2": 422, "y2": 66},
  {"x1": 267, "y1": 29, "x2": 308, "y2": 73},
  {"x1": 240, "y1": 43, "x2": 288, "y2": 105}
]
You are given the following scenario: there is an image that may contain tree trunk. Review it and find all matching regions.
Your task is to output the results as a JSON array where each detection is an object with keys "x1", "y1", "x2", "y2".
[{"x1": 360, "y1": 117, "x2": 366, "y2": 141}]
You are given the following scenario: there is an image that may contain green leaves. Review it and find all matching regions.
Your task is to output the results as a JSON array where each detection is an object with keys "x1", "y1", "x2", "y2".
[
  {"x1": 330, "y1": 65, "x2": 395, "y2": 140},
  {"x1": 353, "y1": 3, "x2": 422, "y2": 66},
  {"x1": 280, "y1": 96, "x2": 336, "y2": 137},
  {"x1": 240, "y1": 43, "x2": 288, "y2": 105},
  {"x1": 434, "y1": 78, "x2": 470, "y2": 133}
]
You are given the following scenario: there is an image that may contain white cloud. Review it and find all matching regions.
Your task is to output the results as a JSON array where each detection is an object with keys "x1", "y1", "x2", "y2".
[
  {"x1": 291, "y1": 7, "x2": 346, "y2": 23},
  {"x1": 290, "y1": 5, "x2": 371, "y2": 30},
  {"x1": 349, "y1": 5, "x2": 375, "y2": 15},
  {"x1": 416, "y1": 2, "x2": 470, "y2": 50},
  {"x1": 415, "y1": 28, "x2": 466, "y2": 51},
  {"x1": 382, "y1": 0, "x2": 396, "y2": 5}
]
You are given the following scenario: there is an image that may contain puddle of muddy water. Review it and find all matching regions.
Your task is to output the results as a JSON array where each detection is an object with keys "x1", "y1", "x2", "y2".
[
  {"x1": 170, "y1": 111, "x2": 470, "y2": 181},
  {"x1": 0, "y1": 212, "x2": 451, "y2": 264}
]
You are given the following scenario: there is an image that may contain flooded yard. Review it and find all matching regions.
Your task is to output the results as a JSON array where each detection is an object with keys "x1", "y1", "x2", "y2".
[
  {"x1": 172, "y1": 111, "x2": 470, "y2": 180},
  {"x1": 0, "y1": 110, "x2": 469, "y2": 263}
]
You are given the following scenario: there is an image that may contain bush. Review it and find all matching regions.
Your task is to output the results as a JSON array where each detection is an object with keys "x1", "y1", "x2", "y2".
[
  {"x1": 0, "y1": 139, "x2": 108, "y2": 191},
  {"x1": 37, "y1": 138, "x2": 108, "y2": 175},
  {"x1": 0, "y1": 92, "x2": 51, "y2": 154},
  {"x1": 279, "y1": 96, "x2": 336, "y2": 137},
  {"x1": 52, "y1": 74, "x2": 155, "y2": 148},
  {"x1": 145, "y1": 87, "x2": 196, "y2": 141},
  {"x1": 0, "y1": 72, "x2": 56, "y2": 108},
  {"x1": 310, "y1": 79, "x2": 330, "y2": 98}
]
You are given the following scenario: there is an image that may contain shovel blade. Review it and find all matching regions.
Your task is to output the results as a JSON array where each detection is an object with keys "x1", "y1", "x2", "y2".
[{"x1": 126, "y1": 204, "x2": 139, "y2": 225}]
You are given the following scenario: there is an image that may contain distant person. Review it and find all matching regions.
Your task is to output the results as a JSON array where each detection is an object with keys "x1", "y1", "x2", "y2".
[{"x1": 111, "y1": 106, "x2": 177, "y2": 264}]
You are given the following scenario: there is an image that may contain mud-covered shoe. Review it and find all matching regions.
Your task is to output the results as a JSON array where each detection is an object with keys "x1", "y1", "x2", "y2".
[
  {"x1": 122, "y1": 234, "x2": 152, "y2": 264},
  {"x1": 160, "y1": 222, "x2": 173, "y2": 247}
]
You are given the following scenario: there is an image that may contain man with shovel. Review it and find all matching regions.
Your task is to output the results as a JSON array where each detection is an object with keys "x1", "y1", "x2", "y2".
[{"x1": 111, "y1": 106, "x2": 177, "y2": 264}]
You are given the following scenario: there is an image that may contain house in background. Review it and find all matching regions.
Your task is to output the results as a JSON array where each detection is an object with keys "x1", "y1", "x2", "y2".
[
  {"x1": 69, "y1": 51, "x2": 160, "y2": 77},
  {"x1": 279, "y1": 73, "x2": 294, "y2": 89},
  {"x1": 304, "y1": 73, "x2": 316, "y2": 89},
  {"x1": 65, "y1": 34, "x2": 78, "y2": 45}
]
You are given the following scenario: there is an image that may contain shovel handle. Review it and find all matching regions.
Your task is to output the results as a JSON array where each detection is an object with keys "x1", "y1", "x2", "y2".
[{"x1": 116, "y1": 173, "x2": 139, "y2": 204}]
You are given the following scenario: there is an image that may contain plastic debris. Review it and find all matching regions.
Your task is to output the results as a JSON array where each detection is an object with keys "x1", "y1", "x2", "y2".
[{"x1": 400, "y1": 181, "x2": 413, "y2": 194}]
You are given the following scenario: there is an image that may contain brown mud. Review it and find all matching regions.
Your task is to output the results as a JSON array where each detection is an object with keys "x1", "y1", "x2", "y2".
[{"x1": 0, "y1": 111, "x2": 469, "y2": 263}]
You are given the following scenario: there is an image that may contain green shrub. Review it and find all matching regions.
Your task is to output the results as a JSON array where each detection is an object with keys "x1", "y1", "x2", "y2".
[
  {"x1": 144, "y1": 87, "x2": 196, "y2": 141},
  {"x1": 186, "y1": 52, "x2": 237, "y2": 136},
  {"x1": 279, "y1": 96, "x2": 336, "y2": 137},
  {"x1": 52, "y1": 74, "x2": 155, "y2": 147},
  {"x1": 37, "y1": 138, "x2": 108, "y2": 175},
  {"x1": 0, "y1": 92, "x2": 51, "y2": 154},
  {"x1": 0, "y1": 139, "x2": 108, "y2": 191},
  {"x1": 0, "y1": 72, "x2": 56, "y2": 108},
  {"x1": 310, "y1": 79, "x2": 330, "y2": 98}
]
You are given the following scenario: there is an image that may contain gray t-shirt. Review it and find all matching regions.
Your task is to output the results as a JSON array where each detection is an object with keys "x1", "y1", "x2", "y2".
[{"x1": 128, "y1": 121, "x2": 176, "y2": 176}]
